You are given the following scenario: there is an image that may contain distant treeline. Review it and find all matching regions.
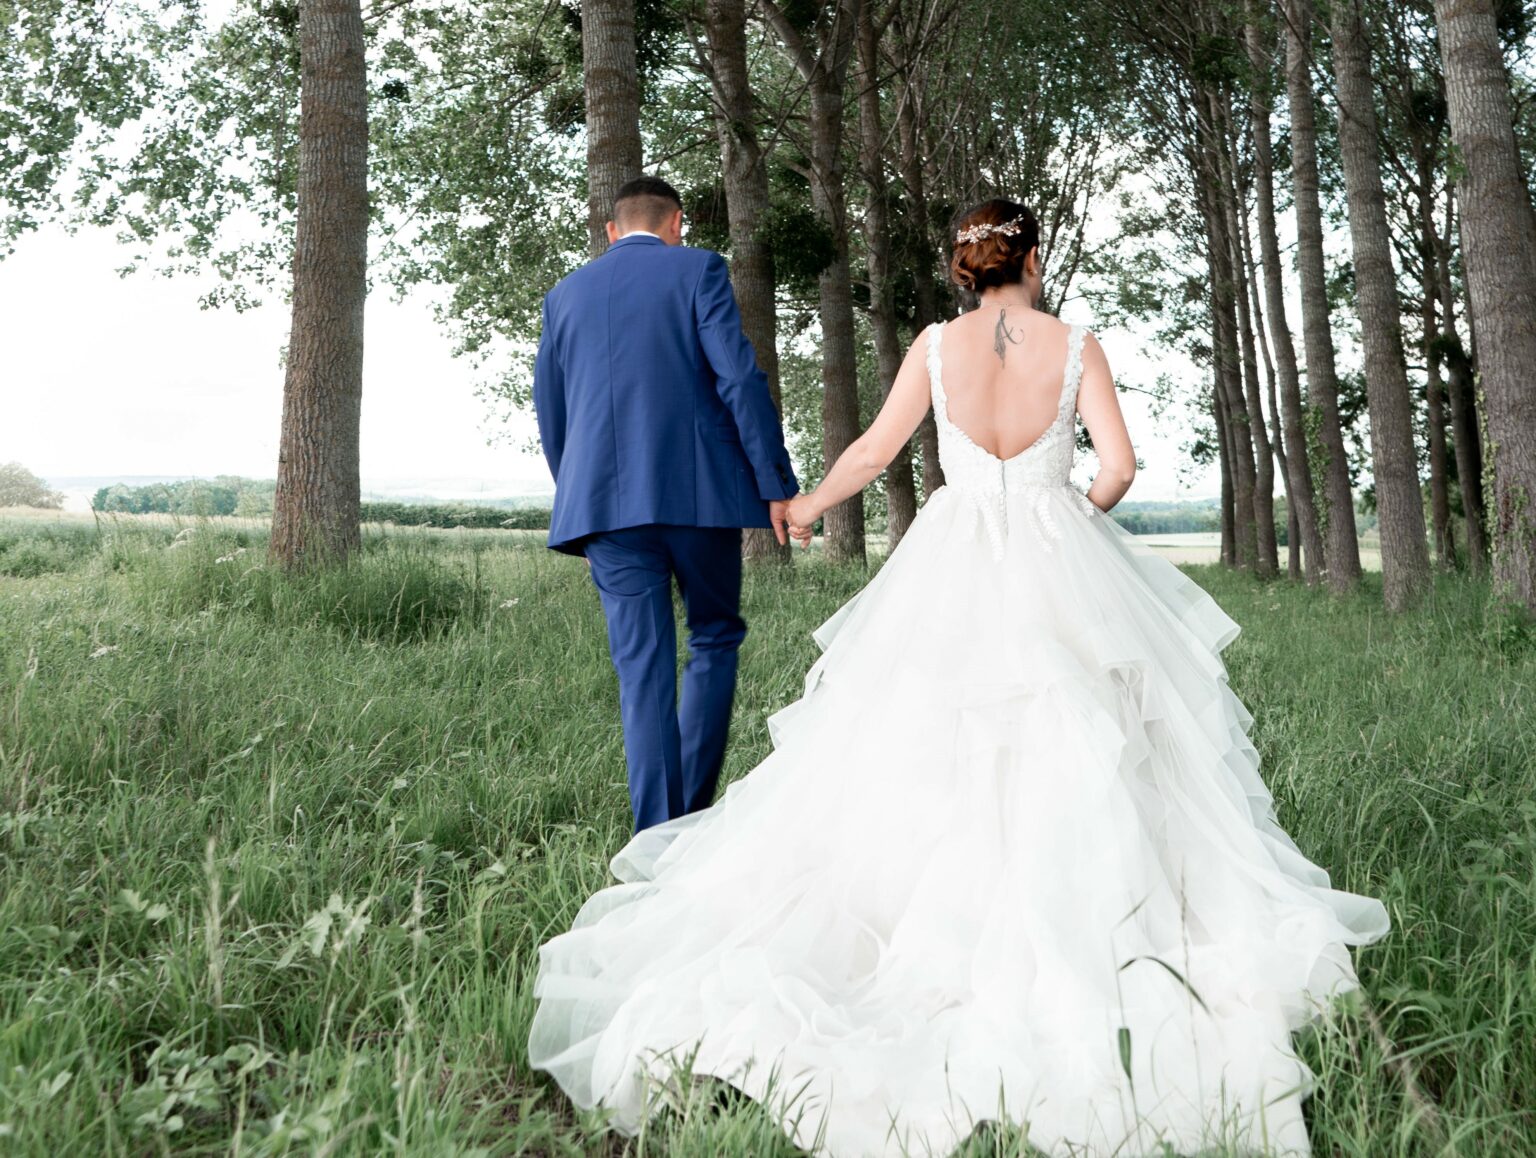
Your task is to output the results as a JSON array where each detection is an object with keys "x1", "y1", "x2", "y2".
[
  {"x1": 90, "y1": 478, "x2": 554, "y2": 529},
  {"x1": 359, "y1": 502, "x2": 550, "y2": 529},
  {"x1": 1108, "y1": 501, "x2": 1221, "y2": 535},
  {"x1": 90, "y1": 479, "x2": 1233, "y2": 537},
  {"x1": 93, "y1": 477, "x2": 276, "y2": 516}
]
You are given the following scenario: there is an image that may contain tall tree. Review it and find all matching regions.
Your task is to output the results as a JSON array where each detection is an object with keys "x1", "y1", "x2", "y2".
[
  {"x1": 1248, "y1": 0, "x2": 1326, "y2": 582},
  {"x1": 1283, "y1": 0, "x2": 1362, "y2": 592},
  {"x1": 1329, "y1": 0, "x2": 1432, "y2": 609},
  {"x1": 269, "y1": 0, "x2": 369, "y2": 569},
  {"x1": 887, "y1": 9, "x2": 948, "y2": 495},
  {"x1": 1195, "y1": 92, "x2": 1260, "y2": 571},
  {"x1": 856, "y1": 3, "x2": 918, "y2": 547},
  {"x1": 1217, "y1": 86, "x2": 1279, "y2": 577},
  {"x1": 1377, "y1": 0, "x2": 1457, "y2": 569},
  {"x1": 760, "y1": 0, "x2": 867, "y2": 563},
  {"x1": 1435, "y1": 0, "x2": 1536, "y2": 608},
  {"x1": 1420, "y1": 189, "x2": 1457, "y2": 569},
  {"x1": 582, "y1": 0, "x2": 644, "y2": 257},
  {"x1": 698, "y1": 0, "x2": 791, "y2": 562},
  {"x1": 1215, "y1": 382, "x2": 1238, "y2": 565},
  {"x1": 1434, "y1": 202, "x2": 1489, "y2": 566}
]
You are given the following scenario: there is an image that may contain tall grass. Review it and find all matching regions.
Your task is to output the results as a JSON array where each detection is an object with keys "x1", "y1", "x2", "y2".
[{"x1": 0, "y1": 513, "x2": 1531, "y2": 1155}]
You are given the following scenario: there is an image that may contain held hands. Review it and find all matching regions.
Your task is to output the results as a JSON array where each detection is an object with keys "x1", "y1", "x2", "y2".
[
  {"x1": 785, "y1": 493, "x2": 821, "y2": 549},
  {"x1": 768, "y1": 499, "x2": 792, "y2": 547}
]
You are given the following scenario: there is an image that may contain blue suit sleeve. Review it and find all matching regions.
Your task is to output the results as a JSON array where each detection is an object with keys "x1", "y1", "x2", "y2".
[
  {"x1": 693, "y1": 251, "x2": 799, "y2": 501},
  {"x1": 532, "y1": 293, "x2": 566, "y2": 482}
]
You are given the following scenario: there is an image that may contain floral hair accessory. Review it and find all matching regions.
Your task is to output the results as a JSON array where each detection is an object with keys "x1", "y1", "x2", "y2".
[{"x1": 955, "y1": 213, "x2": 1027, "y2": 245}]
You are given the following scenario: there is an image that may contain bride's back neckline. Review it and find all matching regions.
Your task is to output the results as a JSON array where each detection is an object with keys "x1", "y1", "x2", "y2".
[{"x1": 931, "y1": 312, "x2": 1080, "y2": 463}]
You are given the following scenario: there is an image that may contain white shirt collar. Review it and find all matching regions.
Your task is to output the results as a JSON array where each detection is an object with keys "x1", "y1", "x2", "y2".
[{"x1": 619, "y1": 229, "x2": 663, "y2": 240}]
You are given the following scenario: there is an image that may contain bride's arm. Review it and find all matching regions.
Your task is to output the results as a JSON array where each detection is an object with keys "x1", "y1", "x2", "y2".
[
  {"x1": 785, "y1": 329, "x2": 933, "y2": 543},
  {"x1": 1077, "y1": 332, "x2": 1136, "y2": 513}
]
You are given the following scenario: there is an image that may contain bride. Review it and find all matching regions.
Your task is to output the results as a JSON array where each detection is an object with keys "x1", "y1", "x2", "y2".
[{"x1": 526, "y1": 198, "x2": 1391, "y2": 1157}]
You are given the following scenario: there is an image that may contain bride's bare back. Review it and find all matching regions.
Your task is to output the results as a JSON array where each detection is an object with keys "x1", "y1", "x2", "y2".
[
  {"x1": 783, "y1": 295, "x2": 1137, "y2": 544},
  {"x1": 937, "y1": 306, "x2": 1075, "y2": 460}
]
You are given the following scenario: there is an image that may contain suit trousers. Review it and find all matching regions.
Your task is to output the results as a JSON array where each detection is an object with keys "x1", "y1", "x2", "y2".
[{"x1": 583, "y1": 525, "x2": 746, "y2": 832}]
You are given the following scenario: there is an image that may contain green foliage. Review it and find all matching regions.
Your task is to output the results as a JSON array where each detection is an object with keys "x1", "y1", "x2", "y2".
[
  {"x1": 1, "y1": 518, "x2": 1534, "y2": 1151},
  {"x1": 755, "y1": 200, "x2": 837, "y2": 297},
  {"x1": 0, "y1": 524, "x2": 97, "y2": 577},
  {"x1": 359, "y1": 501, "x2": 550, "y2": 530},
  {"x1": 92, "y1": 476, "x2": 275, "y2": 517},
  {"x1": 0, "y1": 462, "x2": 64, "y2": 509},
  {"x1": 1108, "y1": 500, "x2": 1222, "y2": 535}
]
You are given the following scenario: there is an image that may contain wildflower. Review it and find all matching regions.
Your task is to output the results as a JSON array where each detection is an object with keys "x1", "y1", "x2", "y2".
[
  {"x1": 500, "y1": 598, "x2": 520, "y2": 609},
  {"x1": 89, "y1": 645, "x2": 119, "y2": 659}
]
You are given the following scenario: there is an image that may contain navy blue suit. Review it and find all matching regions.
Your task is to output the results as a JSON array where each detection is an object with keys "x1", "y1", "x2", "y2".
[{"x1": 533, "y1": 233, "x2": 798, "y2": 831}]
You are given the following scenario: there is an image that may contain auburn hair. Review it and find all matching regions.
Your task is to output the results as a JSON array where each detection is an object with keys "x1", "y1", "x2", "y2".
[{"x1": 948, "y1": 199, "x2": 1040, "y2": 292}]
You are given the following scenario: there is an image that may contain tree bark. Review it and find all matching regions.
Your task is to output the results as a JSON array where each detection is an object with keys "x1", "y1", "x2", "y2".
[
  {"x1": 762, "y1": 0, "x2": 866, "y2": 563},
  {"x1": 1419, "y1": 178, "x2": 1456, "y2": 569},
  {"x1": 1250, "y1": 1, "x2": 1326, "y2": 583},
  {"x1": 1330, "y1": 0, "x2": 1432, "y2": 610},
  {"x1": 1244, "y1": 208, "x2": 1301, "y2": 579},
  {"x1": 1283, "y1": 0, "x2": 1362, "y2": 592},
  {"x1": 702, "y1": 0, "x2": 790, "y2": 563},
  {"x1": 1196, "y1": 101, "x2": 1259, "y2": 571},
  {"x1": 270, "y1": 0, "x2": 368, "y2": 570},
  {"x1": 1216, "y1": 382, "x2": 1237, "y2": 566},
  {"x1": 1435, "y1": 0, "x2": 1536, "y2": 608},
  {"x1": 1219, "y1": 90, "x2": 1278, "y2": 577},
  {"x1": 1434, "y1": 208, "x2": 1489, "y2": 567},
  {"x1": 582, "y1": 0, "x2": 644, "y2": 257},
  {"x1": 890, "y1": 24, "x2": 945, "y2": 496},
  {"x1": 856, "y1": 5, "x2": 917, "y2": 549}
]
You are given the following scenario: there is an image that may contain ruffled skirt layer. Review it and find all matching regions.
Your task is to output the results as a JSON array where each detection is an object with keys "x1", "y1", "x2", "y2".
[{"x1": 527, "y1": 485, "x2": 1390, "y2": 1157}]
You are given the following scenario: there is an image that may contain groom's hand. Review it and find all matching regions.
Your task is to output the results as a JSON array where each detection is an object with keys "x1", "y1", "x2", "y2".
[{"x1": 768, "y1": 500, "x2": 791, "y2": 547}]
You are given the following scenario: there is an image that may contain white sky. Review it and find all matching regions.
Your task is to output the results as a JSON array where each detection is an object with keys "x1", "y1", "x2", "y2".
[{"x1": 0, "y1": 220, "x2": 1216, "y2": 510}]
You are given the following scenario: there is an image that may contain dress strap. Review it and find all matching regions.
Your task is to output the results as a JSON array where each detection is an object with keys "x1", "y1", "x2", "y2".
[
  {"x1": 925, "y1": 320, "x2": 948, "y2": 419},
  {"x1": 1060, "y1": 324, "x2": 1088, "y2": 417}
]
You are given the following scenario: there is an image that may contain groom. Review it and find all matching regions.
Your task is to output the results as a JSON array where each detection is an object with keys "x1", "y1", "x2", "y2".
[{"x1": 532, "y1": 175, "x2": 799, "y2": 834}]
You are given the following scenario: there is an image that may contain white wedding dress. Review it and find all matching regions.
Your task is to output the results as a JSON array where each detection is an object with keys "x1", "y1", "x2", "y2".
[{"x1": 527, "y1": 321, "x2": 1391, "y2": 1157}]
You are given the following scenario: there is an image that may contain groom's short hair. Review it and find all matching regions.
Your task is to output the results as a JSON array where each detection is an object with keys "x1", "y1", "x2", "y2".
[{"x1": 614, "y1": 175, "x2": 683, "y2": 230}]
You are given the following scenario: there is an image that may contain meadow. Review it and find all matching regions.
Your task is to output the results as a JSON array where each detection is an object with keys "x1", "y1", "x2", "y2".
[{"x1": 0, "y1": 511, "x2": 1531, "y2": 1156}]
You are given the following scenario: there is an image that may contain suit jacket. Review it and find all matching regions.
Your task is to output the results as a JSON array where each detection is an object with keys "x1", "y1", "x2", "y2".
[{"x1": 532, "y1": 234, "x2": 799, "y2": 555}]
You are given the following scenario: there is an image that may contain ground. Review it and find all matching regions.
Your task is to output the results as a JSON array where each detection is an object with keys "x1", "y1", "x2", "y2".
[{"x1": 0, "y1": 510, "x2": 1530, "y2": 1155}]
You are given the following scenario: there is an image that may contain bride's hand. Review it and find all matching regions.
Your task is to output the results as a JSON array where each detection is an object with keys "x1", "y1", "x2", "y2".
[{"x1": 785, "y1": 493, "x2": 821, "y2": 549}]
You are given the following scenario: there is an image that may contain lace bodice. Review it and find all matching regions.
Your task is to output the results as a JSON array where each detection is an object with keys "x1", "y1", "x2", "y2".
[{"x1": 926, "y1": 319, "x2": 1097, "y2": 558}]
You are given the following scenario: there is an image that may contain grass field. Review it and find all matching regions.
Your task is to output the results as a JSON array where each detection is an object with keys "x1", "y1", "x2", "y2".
[{"x1": 0, "y1": 511, "x2": 1532, "y2": 1156}]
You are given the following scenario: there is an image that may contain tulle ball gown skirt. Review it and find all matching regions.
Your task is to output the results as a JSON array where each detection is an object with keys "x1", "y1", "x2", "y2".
[{"x1": 526, "y1": 484, "x2": 1391, "y2": 1158}]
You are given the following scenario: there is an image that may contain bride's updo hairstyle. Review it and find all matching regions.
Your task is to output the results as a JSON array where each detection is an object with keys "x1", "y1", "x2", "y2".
[{"x1": 948, "y1": 198, "x2": 1040, "y2": 292}]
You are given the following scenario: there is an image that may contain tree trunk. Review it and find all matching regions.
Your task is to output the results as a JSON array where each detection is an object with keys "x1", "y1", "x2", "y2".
[
  {"x1": 1250, "y1": 0, "x2": 1326, "y2": 583},
  {"x1": 270, "y1": 0, "x2": 368, "y2": 570},
  {"x1": 1419, "y1": 178, "x2": 1456, "y2": 569},
  {"x1": 891, "y1": 30, "x2": 945, "y2": 496},
  {"x1": 1216, "y1": 382, "x2": 1237, "y2": 567},
  {"x1": 857, "y1": 5, "x2": 917, "y2": 550},
  {"x1": 762, "y1": 0, "x2": 865, "y2": 563},
  {"x1": 582, "y1": 0, "x2": 643, "y2": 257},
  {"x1": 1246, "y1": 212, "x2": 1301, "y2": 580},
  {"x1": 1435, "y1": 217, "x2": 1489, "y2": 567},
  {"x1": 1219, "y1": 90, "x2": 1278, "y2": 577},
  {"x1": 1435, "y1": 0, "x2": 1536, "y2": 608},
  {"x1": 810, "y1": 231, "x2": 866, "y2": 567},
  {"x1": 809, "y1": 9, "x2": 865, "y2": 563},
  {"x1": 1284, "y1": 0, "x2": 1362, "y2": 592},
  {"x1": 1330, "y1": 0, "x2": 1432, "y2": 610},
  {"x1": 1196, "y1": 108, "x2": 1259, "y2": 571},
  {"x1": 703, "y1": 0, "x2": 790, "y2": 564}
]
